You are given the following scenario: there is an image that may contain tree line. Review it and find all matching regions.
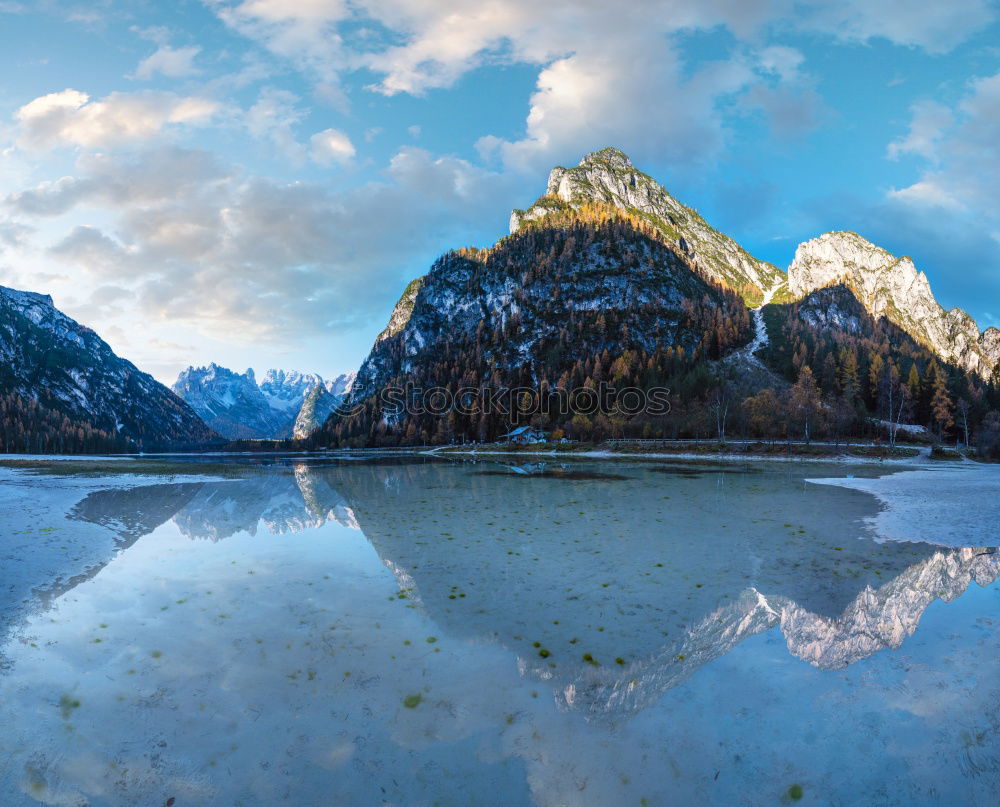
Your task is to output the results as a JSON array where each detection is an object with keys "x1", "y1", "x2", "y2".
[{"x1": 0, "y1": 391, "x2": 133, "y2": 454}]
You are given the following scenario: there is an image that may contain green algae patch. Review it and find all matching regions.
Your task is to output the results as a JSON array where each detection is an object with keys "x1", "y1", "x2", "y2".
[
  {"x1": 59, "y1": 694, "x2": 81, "y2": 719},
  {"x1": 403, "y1": 694, "x2": 422, "y2": 708}
]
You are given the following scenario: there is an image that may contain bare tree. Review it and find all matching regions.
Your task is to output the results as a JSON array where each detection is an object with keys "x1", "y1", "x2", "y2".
[
  {"x1": 710, "y1": 385, "x2": 732, "y2": 442},
  {"x1": 789, "y1": 366, "x2": 824, "y2": 443}
]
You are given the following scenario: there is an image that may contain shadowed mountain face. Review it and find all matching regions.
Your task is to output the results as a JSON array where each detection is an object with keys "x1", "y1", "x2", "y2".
[
  {"x1": 0, "y1": 285, "x2": 218, "y2": 449},
  {"x1": 60, "y1": 459, "x2": 999, "y2": 723}
]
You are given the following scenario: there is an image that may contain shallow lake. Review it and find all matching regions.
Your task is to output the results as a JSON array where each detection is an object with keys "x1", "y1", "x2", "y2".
[{"x1": 0, "y1": 456, "x2": 998, "y2": 806}]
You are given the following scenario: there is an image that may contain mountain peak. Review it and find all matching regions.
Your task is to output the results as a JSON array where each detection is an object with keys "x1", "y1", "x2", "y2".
[
  {"x1": 541, "y1": 147, "x2": 644, "y2": 205},
  {"x1": 789, "y1": 231, "x2": 998, "y2": 377},
  {"x1": 510, "y1": 147, "x2": 783, "y2": 304},
  {"x1": 0, "y1": 285, "x2": 55, "y2": 309},
  {"x1": 0, "y1": 287, "x2": 216, "y2": 448},
  {"x1": 173, "y1": 364, "x2": 357, "y2": 440},
  {"x1": 579, "y1": 146, "x2": 634, "y2": 169}
]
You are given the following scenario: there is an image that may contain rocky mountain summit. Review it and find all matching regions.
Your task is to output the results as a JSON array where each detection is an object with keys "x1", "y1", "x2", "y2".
[
  {"x1": 174, "y1": 363, "x2": 354, "y2": 440},
  {"x1": 293, "y1": 378, "x2": 355, "y2": 438},
  {"x1": 510, "y1": 147, "x2": 785, "y2": 305},
  {"x1": 0, "y1": 284, "x2": 217, "y2": 449},
  {"x1": 259, "y1": 369, "x2": 326, "y2": 415},
  {"x1": 172, "y1": 365, "x2": 283, "y2": 440},
  {"x1": 789, "y1": 231, "x2": 1000, "y2": 379}
]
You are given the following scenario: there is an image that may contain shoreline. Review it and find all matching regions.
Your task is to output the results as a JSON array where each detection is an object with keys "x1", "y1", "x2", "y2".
[
  {"x1": 806, "y1": 463, "x2": 1000, "y2": 548},
  {"x1": 429, "y1": 445, "x2": 932, "y2": 466}
]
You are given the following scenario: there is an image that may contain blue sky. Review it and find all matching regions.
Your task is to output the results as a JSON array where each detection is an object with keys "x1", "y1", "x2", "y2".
[{"x1": 1, "y1": 0, "x2": 999, "y2": 383}]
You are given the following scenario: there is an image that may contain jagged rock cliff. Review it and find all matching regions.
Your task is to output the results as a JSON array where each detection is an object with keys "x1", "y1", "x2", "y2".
[
  {"x1": 788, "y1": 231, "x2": 1000, "y2": 379},
  {"x1": 293, "y1": 375, "x2": 354, "y2": 438},
  {"x1": 174, "y1": 364, "x2": 355, "y2": 440},
  {"x1": 566, "y1": 546, "x2": 1000, "y2": 718},
  {"x1": 511, "y1": 147, "x2": 784, "y2": 305},
  {"x1": 173, "y1": 364, "x2": 286, "y2": 440},
  {"x1": 70, "y1": 464, "x2": 360, "y2": 543}
]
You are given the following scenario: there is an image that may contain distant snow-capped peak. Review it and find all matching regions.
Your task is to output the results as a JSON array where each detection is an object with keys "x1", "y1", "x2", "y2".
[{"x1": 173, "y1": 364, "x2": 356, "y2": 440}]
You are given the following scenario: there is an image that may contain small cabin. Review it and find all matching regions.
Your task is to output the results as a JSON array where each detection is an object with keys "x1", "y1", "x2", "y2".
[{"x1": 498, "y1": 425, "x2": 546, "y2": 444}]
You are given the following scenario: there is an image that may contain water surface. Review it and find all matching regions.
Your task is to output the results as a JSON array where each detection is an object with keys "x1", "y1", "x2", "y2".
[{"x1": 0, "y1": 457, "x2": 997, "y2": 806}]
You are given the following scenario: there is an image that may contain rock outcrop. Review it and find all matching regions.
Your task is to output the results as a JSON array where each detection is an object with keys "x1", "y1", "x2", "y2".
[
  {"x1": 511, "y1": 147, "x2": 785, "y2": 305},
  {"x1": 788, "y1": 231, "x2": 1000, "y2": 379}
]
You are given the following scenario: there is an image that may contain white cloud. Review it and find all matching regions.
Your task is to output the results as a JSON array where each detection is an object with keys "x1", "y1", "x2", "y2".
[
  {"x1": 886, "y1": 71, "x2": 1000, "y2": 213},
  {"x1": 133, "y1": 45, "x2": 202, "y2": 80},
  {"x1": 309, "y1": 128, "x2": 355, "y2": 164},
  {"x1": 212, "y1": 0, "x2": 984, "y2": 174},
  {"x1": 479, "y1": 42, "x2": 754, "y2": 173},
  {"x1": 798, "y1": 0, "x2": 996, "y2": 54},
  {"x1": 5, "y1": 147, "x2": 229, "y2": 216},
  {"x1": 21, "y1": 145, "x2": 516, "y2": 342},
  {"x1": 756, "y1": 45, "x2": 805, "y2": 83},
  {"x1": 246, "y1": 87, "x2": 307, "y2": 163},
  {"x1": 887, "y1": 100, "x2": 953, "y2": 161},
  {"x1": 886, "y1": 180, "x2": 965, "y2": 211},
  {"x1": 213, "y1": 0, "x2": 351, "y2": 106},
  {"x1": 15, "y1": 88, "x2": 219, "y2": 150},
  {"x1": 0, "y1": 218, "x2": 32, "y2": 250},
  {"x1": 211, "y1": 0, "x2": 996, "y2": 104}
]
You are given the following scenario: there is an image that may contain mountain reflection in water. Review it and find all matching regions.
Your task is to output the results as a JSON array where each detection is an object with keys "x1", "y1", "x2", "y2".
[{"x1": 64, "y1": 458, "x2": 1000, "y2": 719}]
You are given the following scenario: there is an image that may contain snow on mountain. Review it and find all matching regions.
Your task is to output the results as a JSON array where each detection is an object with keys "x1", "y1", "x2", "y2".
[
  {"x1": 259, "y1": 369, "x2": 326, "y2": 413},
  {"x1": 341, "y1": 198, "x2": 751, "y2": 422},
  {"x1": 173, "y1": 364, "x2": 356, "y2": 440},
  {"x1": 325, "y1": 371, "x2": 355, "y2": 398},
  {"x1": 0, "y1": 284, "x2": 218, "y2": 447},
  {"x1": 291, "y1": 371, "x2": 356, "y2": 439},
  {"x1": 509, "y1": 150, "x2": 1000, "y2": 382}
]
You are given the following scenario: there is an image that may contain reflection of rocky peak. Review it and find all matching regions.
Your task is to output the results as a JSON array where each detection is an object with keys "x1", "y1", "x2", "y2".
[
  {"x1": 173, "y1": 471, "x2": 359, "y2": 540},
  {"x1": 560, "y1": 548, "x2": 1000, "y2": 719},
  {"x1": 70, "y1": 482, "x2": 205, "y2": 543},
  {"x1": 778, "y1": 547, "x2": 999, "y2": 669},
  {"x1": 292, "y1": 464, "x2": 359, "y2": 530},
  {"x1": 68, "y1": 466, "x2": 360, "y2": 545}
]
